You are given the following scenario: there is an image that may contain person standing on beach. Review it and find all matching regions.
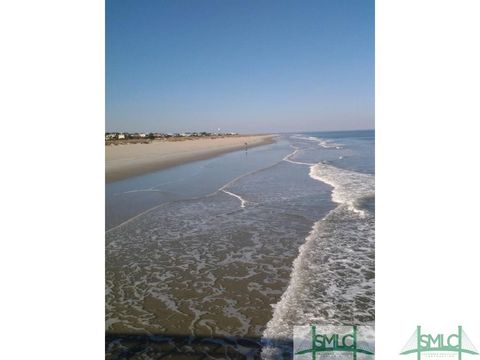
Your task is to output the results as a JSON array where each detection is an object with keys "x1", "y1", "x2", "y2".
[{"x1": 244, "y1": 142, "x2": 248, "y2": 152}]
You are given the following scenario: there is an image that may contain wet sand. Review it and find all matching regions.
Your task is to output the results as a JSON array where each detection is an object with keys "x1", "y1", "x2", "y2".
[{"x1": 106, "y1": 135, "x2": 276, "y2": 182}]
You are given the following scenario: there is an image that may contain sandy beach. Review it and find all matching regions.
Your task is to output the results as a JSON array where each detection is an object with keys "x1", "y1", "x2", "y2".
[{"x1": 106, "y1": 134, "x2": 276, "y2": 182}]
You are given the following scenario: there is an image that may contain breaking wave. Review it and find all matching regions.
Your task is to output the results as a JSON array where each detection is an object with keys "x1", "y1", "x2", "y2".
[
  {"x1": 262, "y1": 162, "x2": 375, "y2": 359},
  {"x1": 291, "y1": 134, "x2": 344, "y2": 149}
]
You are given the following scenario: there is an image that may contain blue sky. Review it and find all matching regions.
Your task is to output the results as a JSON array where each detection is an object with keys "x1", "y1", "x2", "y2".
[{"x1": 106, "y1": 0, "x2": 374, "y2": 133}]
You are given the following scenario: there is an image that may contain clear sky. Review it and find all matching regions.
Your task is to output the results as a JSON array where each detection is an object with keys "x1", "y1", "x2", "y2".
[{"x1": 106, "y1": 0, "x2": 374, "y2": 133}]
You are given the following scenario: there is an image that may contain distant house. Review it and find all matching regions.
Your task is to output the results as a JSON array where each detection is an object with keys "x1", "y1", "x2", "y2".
[
  {"x1": 139, "y1": 133, "x2": 146, "y2": 138},
  {"x1": 117, "y1": 133, "x2": 125, "y2": 140},
  {"x1": 152, "y1": 133, "x2": 167, "y2": 138}
]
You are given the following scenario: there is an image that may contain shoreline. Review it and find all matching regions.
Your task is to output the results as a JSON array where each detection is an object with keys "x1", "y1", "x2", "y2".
[{"x1": 106, "y1": 134, "x2": 277, "y2": 182}]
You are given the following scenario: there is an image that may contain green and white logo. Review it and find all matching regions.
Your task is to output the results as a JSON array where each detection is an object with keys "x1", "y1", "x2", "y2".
[
  {"x1": 400, "y1": 325, "x2": 479, "y2": 359},
  {"x1": 294, "y1": 325, "x2": 375, "y2": 359}
]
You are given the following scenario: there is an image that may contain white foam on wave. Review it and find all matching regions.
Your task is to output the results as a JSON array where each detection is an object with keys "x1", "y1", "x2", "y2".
[
  {"x1": 291, "y1": 134, "x2": 344, "y2": 149},
  {"x1": 262, "y1": 210, "x2": 375, "y2": 358},
  {"x1": 282, "y1": 148, "x2": 315, "y2": 166},
  {"x1": 319, "y1": 139, "x2": 343, "y2": 149},
  {"x1": 309, "y1": 163, "x2": 374, "y2": 216},
  {"x1": 222, "y1": 189, "x2": 248, "y2": 208},
  {"x1": 262, "y1": 163, "x2": 375, "y2": 359}
]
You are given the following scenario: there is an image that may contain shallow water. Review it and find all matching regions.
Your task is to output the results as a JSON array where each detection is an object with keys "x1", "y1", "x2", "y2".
[{"x1": 106, "y1": 131, "x2": 374, "y2": 359}]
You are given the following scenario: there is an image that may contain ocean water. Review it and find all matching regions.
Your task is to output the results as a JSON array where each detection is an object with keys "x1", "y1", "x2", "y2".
[{"x1": 105, "y1": 130, "x2": 374, "y2": 359}]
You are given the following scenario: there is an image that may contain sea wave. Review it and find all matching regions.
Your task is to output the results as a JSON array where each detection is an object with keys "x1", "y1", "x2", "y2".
[
  {"x1": 309, "y1": 162, "x2": 374, "y2": 216},
  {"x1": 291, "y1": 134, "x2": 344, "y2": 149},
  {"x1": 261, "y1": 163, "x2": 375, "y2": 359}
]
